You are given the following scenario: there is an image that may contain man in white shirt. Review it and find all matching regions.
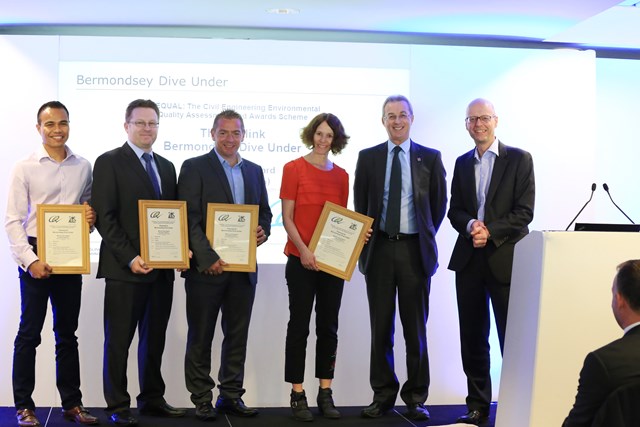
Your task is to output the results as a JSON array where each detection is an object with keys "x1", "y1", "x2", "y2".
[{"x1": 5, "y1": 101, "x2": 98, "y2": 427}]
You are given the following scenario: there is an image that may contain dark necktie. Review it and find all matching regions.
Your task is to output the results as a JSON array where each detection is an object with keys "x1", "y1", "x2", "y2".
[
  {"x1": 386, "y1": 145, "x2": 402, "y2": 236},
  {"x1": 142, "y1": 152, "x2": 161, "y2": 199}
]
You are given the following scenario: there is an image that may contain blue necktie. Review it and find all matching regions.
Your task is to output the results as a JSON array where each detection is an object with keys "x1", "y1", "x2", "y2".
[
  {"x1": 386, "y1": 146, "x2": 402, "y2": 236},
  {"x1": 142, "y1": 152, "x2": 161, "y2": 199}
]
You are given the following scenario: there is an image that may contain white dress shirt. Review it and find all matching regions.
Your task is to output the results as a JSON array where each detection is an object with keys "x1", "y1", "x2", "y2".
[{"x1": 4, "y1": 144, "x2": 92, "y2": 271}]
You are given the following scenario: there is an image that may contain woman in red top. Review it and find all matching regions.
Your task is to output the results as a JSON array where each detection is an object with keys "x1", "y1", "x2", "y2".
[{"x1": 280, "y1": 113, "x2": 350, "y2": 422}]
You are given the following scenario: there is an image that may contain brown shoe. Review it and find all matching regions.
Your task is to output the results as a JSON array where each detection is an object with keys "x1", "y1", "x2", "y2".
[
  {"x1": 16, "y1": 409, "x2": 40, "y2": 427},
  {"x1": 62, "y1": 406, "x2": 99, "y2": 425}
]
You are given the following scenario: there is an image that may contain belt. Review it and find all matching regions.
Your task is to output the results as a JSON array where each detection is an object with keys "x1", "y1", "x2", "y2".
[{"x1": 378, "y1": 230, "x2": 419, "y2": 241}]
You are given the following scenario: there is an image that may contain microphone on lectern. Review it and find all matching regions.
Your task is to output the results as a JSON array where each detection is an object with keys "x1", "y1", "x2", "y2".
[
  {"x1": 565, "y1": 183, "x2": 597, "y2": 231},
  {"x1": 602, "y1": 183, "x2": 636, "y2": 224}
]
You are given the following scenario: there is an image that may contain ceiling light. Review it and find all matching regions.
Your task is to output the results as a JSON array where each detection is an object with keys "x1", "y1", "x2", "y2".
[{"x1": 266, "y1": 8, "x2": 300, "y2": 15}]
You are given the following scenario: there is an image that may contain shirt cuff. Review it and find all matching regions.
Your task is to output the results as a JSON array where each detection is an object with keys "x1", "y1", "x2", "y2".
[{"x1": 466, "y1": 219, "x2": 476, "y2": 235}]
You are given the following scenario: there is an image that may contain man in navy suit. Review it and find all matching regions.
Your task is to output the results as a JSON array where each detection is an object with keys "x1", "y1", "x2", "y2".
[
  {"x1": 178, "y1": 109, "x2": 272, "y2": 421},
  {"x1": 354, "y1": 95, "x2": 447, "y2": 421},
  {"x1": 93, "y1": 99, "x2": 185, "y2": 426},
  {"x1": 448, "y1": 98, "x2": 535, "y2": 425},
  {"x1": 564, "y1": 260, "x2": 640, "y2": 427}
]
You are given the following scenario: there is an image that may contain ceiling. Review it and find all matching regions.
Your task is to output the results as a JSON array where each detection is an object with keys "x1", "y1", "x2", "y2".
[{"x1": 1, "y1": 0, "x2": 639, "y2": 50}]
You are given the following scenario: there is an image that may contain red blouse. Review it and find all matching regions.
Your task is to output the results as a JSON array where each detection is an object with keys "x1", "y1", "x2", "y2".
[{"x1": 280, "y1": 157, "x2": 349, "y2": 257}]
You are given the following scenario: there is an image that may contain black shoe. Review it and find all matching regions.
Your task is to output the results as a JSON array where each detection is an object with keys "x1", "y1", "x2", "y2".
[
  {"x1": 195, "y1": 402, "x2": 217, "y2": 421},
  {"x1": 406, "y1": 403, "x2": 430, "y2": 421},
  {"x1": 139, "y1": 402, "x2": 186, "y2": 418},
  {"x1": 317, "y1": 387, "x2": 341, "y2": 419},
  {"x1": 215, "y1": 397, "x2": 259, "y2": 417},
  {"x1": 456, "y1": 409, "x2": 489, "y2": 425},
  {"x1": 290, "y1": 390, "x2": 314, "y2": 422},
  {"x1": 361, "y1": 401, "x2": 392, "y2": 418},
  {"x1": 109, "y1": 410, "x2": 138, "y2": 426}
]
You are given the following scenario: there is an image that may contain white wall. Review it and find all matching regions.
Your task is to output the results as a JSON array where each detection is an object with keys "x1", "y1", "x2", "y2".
[{"x1": 1, "y1": 34, "x2": 635, "y2": 410}]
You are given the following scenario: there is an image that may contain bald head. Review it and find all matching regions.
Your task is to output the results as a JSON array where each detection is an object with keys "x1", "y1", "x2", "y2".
[{"x1": 466, "y1": 98, "x2": 496, "y2": 116}]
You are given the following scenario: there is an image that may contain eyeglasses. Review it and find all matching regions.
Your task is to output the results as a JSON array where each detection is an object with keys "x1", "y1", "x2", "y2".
[
  {"x1": 383, "y1": 113, "x2": 412, "y2": 122},
  {"x1": 465, "y1": 115, "x2": 495, "y2": 124},
  {"x1": 129, "y1": 121, "x2": 160, "y2": 129}
]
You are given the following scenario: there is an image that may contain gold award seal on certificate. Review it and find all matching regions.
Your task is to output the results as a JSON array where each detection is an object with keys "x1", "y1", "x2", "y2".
[
  {"x1": 36, "y1": 204, "x2": 90, "y2": 274},
  {"x1": 308, "y1": 201, "x2": 374, "y2": 281},
  {"x1": 138, "y1": 200, "x2": 190, "y2": 269},
  {"x1": 206, "y1": 203, "x2": 259, "y2": 273}
]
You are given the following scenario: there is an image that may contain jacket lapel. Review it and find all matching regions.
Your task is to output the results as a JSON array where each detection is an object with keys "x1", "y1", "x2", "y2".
[
  {"x1": 120, "y1": 143, "x2": 157, "y2": 198},
  {"x1": 207, "y1": 151, "x2": 234, "y2": 203},
  {"x1": 374, "y1": 143, "x2": 388, "y2": 213},
  {"x1": 409, "y1": 141, "x2": 422, "y2": 204},
  {"x1": 461, "y1": 150, "x2": 478, "y2": 213},
  {"x1": 154, "y1": 154, "x2": 172, "y2": 199},
  {"x1": 485, "y1": 141, "x2": 508, "y2": 207}
]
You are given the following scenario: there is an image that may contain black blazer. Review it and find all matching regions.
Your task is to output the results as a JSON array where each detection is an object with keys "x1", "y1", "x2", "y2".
[
  {"x1": 447, "y1": 141, "x2": 535, "y2": 284},
  {"x1": 92, "y1": 142, "x2": 177, "y2": 283},
  {"x1": 353, "y1": 140, "x2": 447, "y2": 277},
  {"x1": 564, "y1": 325, "x2": 640, "y2": 427},
  {"x1": 177, "y1": 151, "x2": 272, "y2": 286}
]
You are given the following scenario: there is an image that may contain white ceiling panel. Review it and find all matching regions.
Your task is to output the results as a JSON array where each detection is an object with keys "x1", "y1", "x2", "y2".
[{"x1": 1, "y1": 0, "x2": 638, "y2": 49}]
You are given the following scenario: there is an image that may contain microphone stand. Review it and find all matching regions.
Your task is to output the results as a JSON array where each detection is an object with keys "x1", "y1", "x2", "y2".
[
  {"x1": 565, "y1": 183, "x2": 596, "y2": 231},
  {"x1": 603, "y1": 183, "x2": 636, "y2": 224}
]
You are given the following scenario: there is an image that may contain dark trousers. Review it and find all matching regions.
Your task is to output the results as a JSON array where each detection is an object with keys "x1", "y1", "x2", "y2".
[
  {"x1": 103, "y1": 277, "x2": 173, "y2": 413},
  {"x1": 184, "y1": 273, "x2": 255, "y2": 404},
  {"x1": 455, "y1": 248, "x2": 510, "y2": 412},
  {"x1": 284, "y1": 255, "x2": 345, "y2": 384},
  {"x1": 365, "y1": 236, "x2": 430, "y2": 406},
  {"x1": 13, "y1": 269, "x2": 83, "y2": 410}
]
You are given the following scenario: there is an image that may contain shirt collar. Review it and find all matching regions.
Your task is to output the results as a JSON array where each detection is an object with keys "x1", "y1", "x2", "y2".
[
  {"x1": 474, "y1": 138, "x2": 499, "y2": 161},
  {"x1": 387, "y1": 138, "x2": 411, "y2": 154},
  {"x1": 213, "y1": 147, "x2": 243, "y2": 167},
  {"x1": 37, "y1": 143, "x2": 73, "y2": 162},
  {"x1": 624, "y1": 321, "x2": 640, "y2": 335},
  {"x1": 126, "y1": 140, "x2": 151, "y2": 159}
]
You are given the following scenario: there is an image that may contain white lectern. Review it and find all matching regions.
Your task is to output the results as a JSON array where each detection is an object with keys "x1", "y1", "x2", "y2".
[{"x1": 496, "y1": 230, "x2": 640, "y2": 427}]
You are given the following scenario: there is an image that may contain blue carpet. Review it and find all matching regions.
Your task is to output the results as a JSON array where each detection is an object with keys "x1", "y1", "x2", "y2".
[{"x1": 1, "y1": 404, "x2": 496, "y2": 426}]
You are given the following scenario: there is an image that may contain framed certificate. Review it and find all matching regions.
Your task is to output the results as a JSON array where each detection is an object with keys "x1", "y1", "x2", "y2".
[
  {"x1": 138, "y1": 200, "x2": 190, "y2": 269},
  {"x1": 206, "y1": 203, "x2": 259, "y2": 272},
  {"x1": 36, "y1": 204, "x2": 90, "y2": 274},
  {"x1": 308, "y1": 201, "x2": 374, "y2": 281}
]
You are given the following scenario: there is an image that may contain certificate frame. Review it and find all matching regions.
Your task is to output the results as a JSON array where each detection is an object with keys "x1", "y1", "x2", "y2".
[
  {"x1": 36, "y1": 204, "x2": 90, "y2": 274},
  {"x1": 308, "y1": 201, "x2": 373, "y2": 281},
  {"x1": 138, "y1": 200, "x2": 190, "y2": 269},
  {"x1": 206, "y1": 203, "x2": 259, "y2": 273}
]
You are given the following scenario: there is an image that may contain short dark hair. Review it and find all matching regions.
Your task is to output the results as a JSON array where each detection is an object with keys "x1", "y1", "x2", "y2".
[
  {"x1": 382, "y1": 95, "x2": 413, "y2": 117},
  {"x1": 300, "y1": 113, "x2": 349, "y2": 155},
  {"x1": 125, "y1": 99, "x2": 159, "y2": 122},
  {"x1": 212, "y1": 109, "x2": 245, "y2": 133},
  {"x1": 616, "y1": 260, "x2": 640, "y2": 311},
  {"x1": 37, "y1": 101, "x2": 69, "y2": 124}
]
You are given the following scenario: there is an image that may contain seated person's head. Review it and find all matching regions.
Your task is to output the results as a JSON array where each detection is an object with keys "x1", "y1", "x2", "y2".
[{"x1": 612, "y1": 260, "x2": 640, "y2": 328}]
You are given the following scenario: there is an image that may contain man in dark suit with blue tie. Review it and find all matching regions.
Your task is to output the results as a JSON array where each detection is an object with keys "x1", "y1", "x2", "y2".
[
  {"x1": 93, "y1": 99, "x2": 185, "y2": 426},
  {"x1": 564, "y1": 259, "x2": 640, "y2": 427},
  {"x1": 178, "y1": 109, "x2": 272, "y2": 421},
  {"x1": 448, "y1": 98, "x2": 535, "y2": 425},
  {"x1": 354, "y1": 95, "x2": 448, "y2": 421}
]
